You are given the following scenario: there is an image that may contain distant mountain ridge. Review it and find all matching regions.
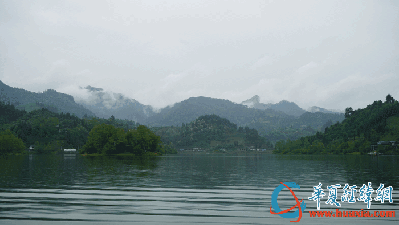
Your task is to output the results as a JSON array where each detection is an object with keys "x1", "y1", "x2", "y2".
[
  {"x1": 75, "y1": 85, "x2": 155, "y2": 122},
  {"x1": 241, "y1": 95, "x2": 306, "y2": 117},
  {"x1": 241, "y1": 95, "x2": 343, "y2": 116},
  {"x1": 142, "y1": 96, "x2": 344, "y2": 143},
  {"x1": 307, "y1": 106, "x2": 344, "y2": 114},
  {"x1": 152, "y1": 114, "x2": 274, "y2": 150},
  {"x1": 0, "y1": 81, "x2": 345, "y2": 142},
  {"x1": 145, "y1": 96, "x2": 292, "y2": 128},
  {"x1": 274, "y1": 94, "x2": 399, "y2": 155},
  {"x1": 0, "y1": 80, "x2": 96, "y2": 118}
]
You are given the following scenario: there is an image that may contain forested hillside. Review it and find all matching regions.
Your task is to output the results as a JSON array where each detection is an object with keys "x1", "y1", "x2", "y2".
[
  {"x1": 0, "y1": 81, "x2": 345, "y2": 144},
  {"x1": 152, "y1": 114, "x2": 274, "y2": 151},
  {"x1": 0, "y1": 101, "x2": 171, "y2": 155},
  {"x1": 241, "y1": 95, "x2": 306, "y2": 116},
  {"x1": 0, "y1": 101, "x2": 26, "y2": 125},
  {"x1": 247, "y1": 111, "x2": 343, "y2": 141},
  {"x1": 146, "y1": 96, "x2": 344, "y2": 142},
  {"x1": 81, "y1": 124, "x2": 166, "y2": 155},
  {"x1": 1, "y1": 100, "x2": 271, "y2": 155},
  {"x1": 75, "y1": 85, "x2": 156, "y2": 122},
  {"x1": 0, "y1": 81, "x2": 96, "y2": 118},
  {"x1": 274, "y1": 94, "x2": 399, "y2": 155},
  {"x1": 146, "y1": 96, "x2": 280, "y2": 127}
]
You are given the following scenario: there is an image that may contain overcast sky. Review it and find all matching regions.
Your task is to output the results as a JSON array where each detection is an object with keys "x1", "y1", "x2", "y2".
[{"x1": 1, "y1": 0, "x2": 398, "y2": 111}]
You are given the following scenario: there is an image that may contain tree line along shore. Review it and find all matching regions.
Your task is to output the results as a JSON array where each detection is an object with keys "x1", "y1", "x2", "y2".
[{"x1": 1, "y1": 94, "x2": 398, "y2": 156}]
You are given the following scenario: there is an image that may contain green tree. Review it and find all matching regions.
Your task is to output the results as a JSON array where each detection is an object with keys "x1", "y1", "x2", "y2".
[
  {"x1": 136, "y1": 125, "x2": 162, "y2": 153},
  {"x1": 345, "y1": 107, "x2": 353, "y2": 118},
  {"x1": 0, "y1": 130, "x2": 26, "y2": 155},
  {"x1": 126, "y1": 129, "x2": 143, "y2": 155},
  {"x1": 125, "y1": 125, "x2": 162, "y2": 155},
  {"x1": 385, "y1": 94, "x2": 395, "y2": 104},
  {"x1": 82, "y1": 124, "x2": 118, "y2": 154},
  {"x1": 103, "y1": 127, "x2": 126, "y2": 154}
]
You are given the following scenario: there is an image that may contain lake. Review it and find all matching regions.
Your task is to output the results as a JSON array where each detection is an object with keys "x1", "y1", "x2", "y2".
[{"x1": 0, "y1": 153, "x2": 398, "y2": 224}]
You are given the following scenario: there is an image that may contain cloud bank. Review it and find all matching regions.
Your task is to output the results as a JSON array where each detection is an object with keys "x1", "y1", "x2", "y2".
[{"x1": 0, "y1": 0, "x2": 398, "y2": 111}]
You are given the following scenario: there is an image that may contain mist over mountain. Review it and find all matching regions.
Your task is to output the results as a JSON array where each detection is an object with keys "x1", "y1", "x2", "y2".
[
  {"x1": 67, "y1": 86, "x2": 344, "y2": 138},
  {"x1": 240, "y1": 95, "x2": 344, "y2": 116},
  {"x1": 146, "y1": 96, "x2": 292, "y2": 128},
  {"x1": 0, "y1": 81, "x2": 345, "y2": 142},
  {"x1": 144, "y1": 96, "x2": 344, "y2": 139},
  {"x1": 307, "y1": 106, "x2": 344, "y2": 114},
  {"x1": 0, "y1": 80, "x2": 95, "y2": 118},
  {"x1": 152, "y1": 114, "x2": 274, "y2": 150},
  {"x1": 74, "y1": 85, "x2": 156, "y2": 122},
  {"x1": 241, "y1": 95, "x2": 306, "y2": 117},
  {"x1": 241, "y1": 95, "x2": 262, "y2": 108}
]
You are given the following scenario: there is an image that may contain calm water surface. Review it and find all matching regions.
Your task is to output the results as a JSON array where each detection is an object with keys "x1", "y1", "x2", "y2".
[{"x1": 0, "y1": 154, "x2": 398, "y2": 224}]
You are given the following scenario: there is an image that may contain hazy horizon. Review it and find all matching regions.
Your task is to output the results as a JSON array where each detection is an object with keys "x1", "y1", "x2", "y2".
[
  {"x1": 1, "y1": 0, "x2": 398, "y2": 111},
  {"x1": 0, "y1": 79, "x2": 347, "y2": 112}
]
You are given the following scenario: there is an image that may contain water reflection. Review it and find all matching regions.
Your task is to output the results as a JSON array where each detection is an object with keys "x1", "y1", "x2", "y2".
[
  {"x1": 63, "y1": 153, "x2": 76, "y2": 160},
  {"x1": 80, "y1": 155, "x2": 160, "y2": 188},
  {"x1": 271, "y1": 154, "x2": 399, "y2": 188},
  {"x1": 0, "y1": 154, "x2": 397, "y2": 224}
]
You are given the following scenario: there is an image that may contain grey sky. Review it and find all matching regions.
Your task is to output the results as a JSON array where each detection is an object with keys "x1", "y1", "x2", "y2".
[{"x1": 1, "y1": 0, "x2": 398, "y2": 111}]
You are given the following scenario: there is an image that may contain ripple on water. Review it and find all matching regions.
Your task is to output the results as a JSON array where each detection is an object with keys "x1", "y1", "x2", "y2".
[{"x1": 0, "y1": 154, "x2": 398, "y2": 224}]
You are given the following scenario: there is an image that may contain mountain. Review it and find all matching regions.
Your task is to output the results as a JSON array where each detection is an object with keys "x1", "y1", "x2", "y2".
[
  {"x1": 241, "y1": 95, "x2": 264, "y2": 108},
  {"x1": 1, "y1": 81, "x2": 345, "y2": 143},
  {"x1": 1, "y1": 101, "x2": 141, "y2": 153},
  {"x1": 73, "y1": 86, "x2": 342, "y2": 137},
  {"x1": 145, "y1": 96, "x2": 292, "y2": 128},
  {"x1": 0, "y1": 80, "x2": 96, "y2": 118},
  {"x1": 75, "y1": 85, "x2": 155, "y2": 122},
  {"x1": 307, "y1": 106, "x2": 344, "y2": 114},
  {"x1": 0, "y1": 100, "x2": 26, "y2": 125},
  {"x1": 152, "y1": 114, "x2": 273, "y2": 150},
  {"x1": 240, "y1": 95, "x2": 306, "y2": 117},
  {"x1": 72, "y1": 87, "x2": 344, "y2": 142},
  {"x1": 274, "y1": 95, "x2": 399, "y2": 155},
  {"x1": 269, "y1": 100, "x2": 307, "y2": 117},
  {"x1": 145, "y1": 96, "x2": 344, "y2": 142}
]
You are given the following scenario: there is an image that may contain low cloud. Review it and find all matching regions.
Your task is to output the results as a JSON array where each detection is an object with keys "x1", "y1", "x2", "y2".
[
  {"x1": 1, "y1": 0, "x2": 397, "y2": 113},
  {"x1": 81, "y1": 85, "x2": 104, "y2": 92},
  {"x1": 249, "y1": 55, "x2": 273, "y2": 70},
  {"x1": 133, "y1": 63, "x2": 213, "y2": 108},
  {"x1": 295, "y1": 61, "x2": 318, "y2": 74},
  {"x1": 73, "y1": 84, "x2": 137, "y2": 109}
]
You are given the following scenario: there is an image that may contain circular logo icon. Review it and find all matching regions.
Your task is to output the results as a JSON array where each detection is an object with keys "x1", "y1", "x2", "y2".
[{"x1": 270, "y1": 182, "x2": 306, "y2": 222}]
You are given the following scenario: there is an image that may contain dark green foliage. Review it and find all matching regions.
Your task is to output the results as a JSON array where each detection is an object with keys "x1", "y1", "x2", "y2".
[
  {"x1": 0, "y1": 100, "x2": 26, "y2": 125},
  {"x1": 81, "y1": 124, "x2": 163, "y2": 155},
  {"x1": 0, "y1": 99, "x2": 166, "y2": 155},
  {"x1": 82, "y1": 124, "x2": 125, "y2": 154},
  {"x1": 274, "y1": 95, "x2": 399, "y2": 155},
  {"x1": 0, "y1": 99, "x2": 153, "y2": 154},
  {"x1": 162, "y1": 142, "x2": 178, "y2": 154},
  {"x1": 0, "y1": 81, "x2": 345, "y2": 145},
  {"x1": 385, "y1": 94, "x2": 395, "y2": 104},
  {"x1": 321, "y1": 120, "x2": 333, "y2": 133},
  {"x1": 345, "y1": 107, "x2": 353, "y2": 118},
  {"x1": 8, "y1": 108, "x2": 91, "y2": 151},
  {"x1": 145, "y1": 96, "x2": 344, "y2": 143},
  {"x1": 152, "y1": 114, "x2": 273, "y2": 150},
  {"x1": 0, "y1": 81, "x2": 96, "y2": 118},
  {"x1": 0, "y1": 129, "x2": 26, "y2": 155}
]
